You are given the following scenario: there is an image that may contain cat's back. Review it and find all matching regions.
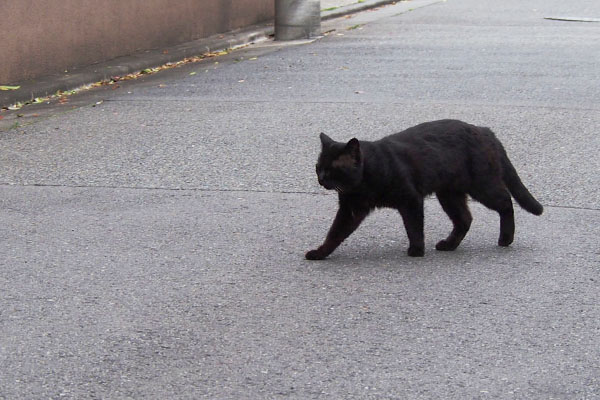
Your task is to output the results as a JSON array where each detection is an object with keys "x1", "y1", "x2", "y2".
[
  {"x1": 374, "y1": 119, "x2": 500, "y2": 158},
  {"x1": 357, "y1": 119, "x2": 509, "y2": 198},
  {"x1": 365, "y1": 119, "x2": 501, "y2": 185},
  {"x1": 382, "y1": 119, "x2": 480, "y2": 144}
]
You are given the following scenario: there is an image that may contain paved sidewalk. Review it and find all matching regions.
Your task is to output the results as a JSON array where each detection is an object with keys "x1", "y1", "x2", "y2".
[{"x1": 1, "y1": 0, "x2": 600, "y2": 398}]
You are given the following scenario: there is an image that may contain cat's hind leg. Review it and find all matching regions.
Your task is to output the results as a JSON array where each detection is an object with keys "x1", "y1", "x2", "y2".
[
  {"x1": 435, "y1": 191, "x2": 472, "y2": 251},
  {"x1": 470, "y1": 184, "x2": 515, "y2": 247}
]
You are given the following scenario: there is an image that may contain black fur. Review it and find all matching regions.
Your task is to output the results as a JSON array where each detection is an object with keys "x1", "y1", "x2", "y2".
[{"x1": 306, "y1": 119, "x2": 543, "y2": 260}]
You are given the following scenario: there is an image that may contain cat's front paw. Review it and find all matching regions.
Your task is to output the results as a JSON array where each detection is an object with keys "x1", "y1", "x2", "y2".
[
  {"x1": 498, "y1": 233, "x2": 514, "y2": 247},
  {"x1": 305, "y1": 248, "x2": 327, "y2": 260},
  {"x1": 407, "y1": 246, "x2": 424, "y2": 257}
]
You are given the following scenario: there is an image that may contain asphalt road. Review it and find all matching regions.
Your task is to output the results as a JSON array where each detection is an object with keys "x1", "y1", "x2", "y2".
[{"x1": 1, "y1": 0, "x2": 599, "y2": 398}]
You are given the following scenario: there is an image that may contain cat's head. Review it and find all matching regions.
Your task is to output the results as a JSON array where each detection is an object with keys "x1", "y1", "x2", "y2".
[{"x1": 315, "y1": 133, "x2": 364, "y2": 193}]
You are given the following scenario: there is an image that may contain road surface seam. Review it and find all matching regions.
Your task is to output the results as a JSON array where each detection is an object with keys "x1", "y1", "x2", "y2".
[
  {"x1": 1, "y1": 182, "x2": 599, "y2": 212},
  {"x1": 101, "y1": 99, "x2": 600, "y2": 112}
]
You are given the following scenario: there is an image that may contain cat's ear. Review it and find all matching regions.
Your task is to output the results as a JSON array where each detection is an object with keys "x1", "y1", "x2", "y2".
[
  {"x1": 345, "y1": 138, "x2": 361, "y2": 161},
  {"x1": 320, "y1": 132, "x2": 334, "y2": 147}
]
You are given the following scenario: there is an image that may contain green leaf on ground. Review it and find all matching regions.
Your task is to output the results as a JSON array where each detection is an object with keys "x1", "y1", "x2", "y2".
[{"x1": 0, "y1": 85, "x2": 20, "y2": 91}]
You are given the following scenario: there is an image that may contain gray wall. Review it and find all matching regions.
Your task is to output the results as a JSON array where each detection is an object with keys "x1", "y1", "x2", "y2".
[{"x1": 0, "y1": 0, "x2": 274, "y2": 83}]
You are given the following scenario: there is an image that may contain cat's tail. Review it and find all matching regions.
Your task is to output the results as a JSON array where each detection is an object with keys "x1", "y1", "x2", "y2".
[{"x1": 502, "y1": 155, "x2": 543, "y2": 215}]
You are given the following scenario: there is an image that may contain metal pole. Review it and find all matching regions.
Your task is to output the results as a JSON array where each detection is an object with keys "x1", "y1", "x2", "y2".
[{"x1": 275, "y1": 0, "x2": 321, "y2": 41}]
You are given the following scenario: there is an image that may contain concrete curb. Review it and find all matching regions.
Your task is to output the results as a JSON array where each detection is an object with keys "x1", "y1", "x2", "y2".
[
  {"x1": 0, "y1": 0, "x2": 438, "y2": 110},
  {"x1": 322, "y1": 0, "x2": 401, "y2": 20}
]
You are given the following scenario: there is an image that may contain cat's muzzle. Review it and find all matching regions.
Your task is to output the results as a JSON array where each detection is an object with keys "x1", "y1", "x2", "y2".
[{"x1": 318, "y1": 178, "x2": 335, "y2": 190}]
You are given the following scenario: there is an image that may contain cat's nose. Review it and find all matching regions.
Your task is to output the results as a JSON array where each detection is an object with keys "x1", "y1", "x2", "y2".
[
  {"x1": 318, "y1": 171, "x2": 326, "y2": 183},
  {"x1": 317, "y1": 172, "x2": 333, "y2": 189}
]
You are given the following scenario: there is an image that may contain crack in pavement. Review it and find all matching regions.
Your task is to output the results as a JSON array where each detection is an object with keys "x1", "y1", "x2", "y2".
[
  {"x1": 1, "y1": 182, "x2": 599, "y2": 212},
  {"x1": 0, "y1": 182, "x2": 328, "y2": 196}
]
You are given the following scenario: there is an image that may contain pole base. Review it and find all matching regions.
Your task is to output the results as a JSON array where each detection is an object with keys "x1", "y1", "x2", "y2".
[{"x1": 275, "y1": 0, "x2": 321, "y2": 40}]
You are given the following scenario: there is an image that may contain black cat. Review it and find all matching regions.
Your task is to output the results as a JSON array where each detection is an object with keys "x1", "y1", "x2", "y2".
[{"x1": 306, "y1": 119, "x2": 543, "y2": 260}]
